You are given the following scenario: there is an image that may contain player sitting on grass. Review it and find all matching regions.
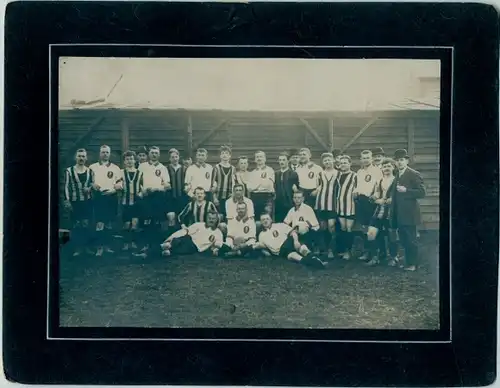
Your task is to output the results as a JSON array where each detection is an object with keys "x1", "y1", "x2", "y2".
[
  {"x1": 217, "y1": 202, "x2": 257, "y2": 258},
  {"x1": 252, "y1": 214, "x2": 327, "y2": 269}
]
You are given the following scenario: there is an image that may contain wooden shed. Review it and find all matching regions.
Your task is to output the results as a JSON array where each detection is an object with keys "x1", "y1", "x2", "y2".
[{"x1": 58, "y1": 107, "x2": 440, "y2": 230}]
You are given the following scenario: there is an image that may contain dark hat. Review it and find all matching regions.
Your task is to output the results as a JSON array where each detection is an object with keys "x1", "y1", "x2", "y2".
[
  {"x1": 394, "y1": 149, "x2": 410, "y2": 159},
  {"x1": 136, "y1": 145, "x2": 148, "y2": 154},
  {"x1": 372, "y1": 147, "x2": 385, "y2": 156},
  {"x1": 332, "y1": 148, "x2": 342, "y2": 157},
  {"x1": 289, "y1": 148, "x2": 300, "y2": 156}
]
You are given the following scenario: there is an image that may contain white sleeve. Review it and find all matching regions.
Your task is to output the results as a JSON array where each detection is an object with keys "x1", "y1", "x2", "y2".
[
  {"x1": 308, "y1": 207, "x2": 320, "y2": 230},
  {"x1": 282, "y1": 223, "x2": 293, "y2": 235},
  {"x1": 168, "y1": 228, "x2": 188, "y2": 241},
  {"x1": 225, "y1": 200, "x2": 232, "y2": 219},
  {"x1": 163, "y1": 165, "x2": 170, "y2": 184},
  {"x1": 63, "y1": 169, "x2": 70, "y2": 201},
  {"x1": 283, "y1": 208, "x2": 293, "y2": 225},
  {"x1": 187, "y1": 223, "x2": 201, "y2": 234},
  {"x1": 225, "y1": 236, "x2": 235, "y2": 248},
  {"x1": 185, "y1": 166, "x2": 193, "y2": 186},
  {"x1": 246, "y1": 171, "x2": 255, "y2": 191},
  {"x1": 268, "y1": 168, "x2": 275, "y2": 183},
  {"x1": 248, "y1": 221, "x2": 257, "y2": 239},
  {"x1": 214, "y1": 230, "x2": 224, "y2": 248}
]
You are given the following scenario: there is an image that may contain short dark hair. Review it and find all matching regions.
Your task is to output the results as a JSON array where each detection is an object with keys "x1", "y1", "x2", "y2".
[
  {"x1": 123, "y1": 150, "x2": 136, "y2": 158},
  {"x1": 321, "y1": 152, "x2": 334, "y2": 160},
  {"x1": 233, "y1": 183, "x2": 244, "y2": 191},
  {"x1": 169, "y1": 148, "x2": 180, "y2": 156},
  {"x1": 260, "y1": 213, "x2": 272, "y2": 219},
  {"x1": 238, "y1": 156, "x2": 248, "y2": 161},
  {"x1": 194, "y1": 186, "x2": 206, "y2": 193},
  {"x1": 293, "y1": 190, "x2": 305, "y2": 197},
  {"x1": 149, "y1": 146, "x2": 160, "y2": 152},
  {"x1": 332, "y1": 149, "x2": 342, "y2": 158},
  {"x1": 196, "y1": 148, "x2": 207, "y2": 154},
  {"x1": 381, "y1": 157, "x2": 396, "y2": 168},
  {"x1": 339, "y1": 155, "x2": 352, "y2": 163},
  {"x1": 279, "y1": 152, "x2": 290, "y2": 159},
  {"x1": 220, "y1": 145, "x2": 232, "y2": 154},
  {"x1": 75, "y1": 148, "x2": 86, "y2": 154}
]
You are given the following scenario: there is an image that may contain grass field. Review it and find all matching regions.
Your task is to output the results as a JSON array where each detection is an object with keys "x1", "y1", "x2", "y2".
[{"x1": 59, "y1": 232, "x2": 440, "y2": 329}]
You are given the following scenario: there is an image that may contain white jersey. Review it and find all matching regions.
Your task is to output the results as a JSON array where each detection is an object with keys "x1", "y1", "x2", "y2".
[
  {"x1": 225, "y1": 196, "x2": 255, "y2": 220},
  {"x1": 284, "y1": 203, "x2": 320, "y2": 231},
  {"x1": 138, "y1": 161, "x2": 169, "y2": 190},
  {"x1": 226, "y1": 217, "x2": 257, "y2": 248},
  {"x1": 185, "y1": 163, "x2": 213, "y2": 197},
  {"x1": 354, "y1": 165, "x2": 383, "y2": 197},
  {"x1": 247, "y1": 166, "x2": 275, "y2": 193},
  {"x1": 296, "y1": 162, "x2": 322, "y2": 190},
  {"x1": 258, "y1": 223, "x2": 293, "y2": 255},
  {"x1": 89, "y1": 162, "x2": 121, "y2": 191}
]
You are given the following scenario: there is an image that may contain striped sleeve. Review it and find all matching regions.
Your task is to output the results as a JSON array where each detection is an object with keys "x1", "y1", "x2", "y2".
[
  {"x1": 178, "y1": 202, "x2": 192, "y2": 225},
  {"x1": 208, "y1": 201, "x2": 218, "y2": 213},
  {"x1": 63, "y1": 169, "x2": 70, "y2": 201}
]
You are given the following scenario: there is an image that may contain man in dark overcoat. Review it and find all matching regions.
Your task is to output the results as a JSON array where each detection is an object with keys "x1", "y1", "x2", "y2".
[{"x1": 391, "y1": 149, "x2": 426, "y2": 271}]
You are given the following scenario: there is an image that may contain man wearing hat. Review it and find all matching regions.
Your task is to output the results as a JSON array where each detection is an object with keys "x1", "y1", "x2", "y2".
[
  {"x1": 332, "y1": 149, "x2": 343, "y2": 170},
  {"x1": 372, "y1": 147, "x2": 385, "y2": 169},
  {"x1": 392, "y1": 149, "x2": 426, "y2": 271}
]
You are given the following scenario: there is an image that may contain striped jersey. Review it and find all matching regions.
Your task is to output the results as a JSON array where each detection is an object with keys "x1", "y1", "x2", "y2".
[
  {"x1": 336, "y1": 171, "x2": 357, "y2": 217},
  {"x1": 235, "y1": 171, "x2": 251, "y2": 197},
  {"x1": 315, "y1": 169, "x2": 339, "y2": 211},
  {"x1": 373, "y1": 176, "x2": 396, "y2": 220},
  {"x1": 64, "y1": 166, "x2": 93, "y2": 202},
  {"x1": 213, "y1": 163, "x2": 236, "y2": 200},
  {"x1": 120, "y1": 169, "x2": 143, "y2": 206},
  {"x1": 167, "y1": 164, "x2": 187, "y2": 199},
  {"x1": 178, "y1": 200, "x2": 218, "y2": 226}
]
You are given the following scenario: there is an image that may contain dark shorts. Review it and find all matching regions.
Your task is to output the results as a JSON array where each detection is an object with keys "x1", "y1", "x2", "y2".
[
  {"x1": 170, "y1": 235, "x2": 199, "y2": 255},
  {"x1": 122, "y1": 204, "x2": 140, "y2": 222},
  {"x1": 278, "y1": 235, "x2": 297, "y2": 257},
  {"x1": 316, "y1": 210, "x2": 337, "y2": 221},
  {"x1": 142, "y1": 191, "x2": 167, "y2": 220},
  {"x1": 216, "y1": 197, "x2": 229, "y2": 218},
  {"x1": 337, "y1": 215, "x2": 356, "y2": 221},
  {"x1": 93, "y1": 193, "x2": 117, "y2": 223},
  {"x1": 355, "y1": 195, "x2": 376, "y2": 226},
  {"x1": 251, "y1": 192, "x2": 274, "y2": 219},
  {"x1": 167, "y1": 195, "x2": 190, "y2": 215},
  {"x1": 299, "y1": 188, "x2": 316, "y2": 207},
  {"x1": 369, "y1": 217, "x2": 394, "y2": 231},
  {"x1": 71, "y1": 200, "x2": 92, "y2": 222}
]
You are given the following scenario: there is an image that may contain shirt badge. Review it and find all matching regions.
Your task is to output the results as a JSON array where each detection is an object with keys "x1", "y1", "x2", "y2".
[
  {"x1": 244, "y1": 226, "x2": 250, "y2": 234},
  {"x1": 261, "y1": 172, "x2": 267, "y2": 178},
  {"x1": 155, "y1": 169, "x2": 161, "y2": 176},
  {"x1": 365, "y1": 174, "x2": 372, "y2": 182},
  {"x1": 272, "y1": 230, "x2": 279, "y2": 238},
  {"x1": 107, "y1": 171, "x2": 114, "y2": 179},
  {"x1": 308, "y1": 171, "x2": 315, "y2": 179}
]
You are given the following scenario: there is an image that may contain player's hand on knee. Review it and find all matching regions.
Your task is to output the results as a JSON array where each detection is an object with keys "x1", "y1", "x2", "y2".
[{"x1": 293, "y1": 240, "x2": 302, "y2": 251}]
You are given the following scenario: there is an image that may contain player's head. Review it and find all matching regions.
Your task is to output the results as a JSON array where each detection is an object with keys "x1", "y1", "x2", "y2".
[
  {"x1": 137, "y1": 146, "x2": 148, "y2": 163},
  {"x1": 233, "y1": 183, "x2": 244, "y2": 199},
  {"x1": 169, "y1": 148, "x2": 180, "y2": 164},
  {"x1": 381, "y1": 157, "x2": 396, "y2": 176},
  {"x1": 237, "y1": 156, "x2": 249, "y2": 172},
  {"x1": 372, "y1": 147, "x2": 385, "y2": 165},
  {"x1": 182, "y1": 157, "x2": 192, "y2": 167},
  {"x1": 149, "y1": 146, "x2": 160, "y2": 162},
  {"x1": 339, "y1": 155, "x2": 352, "y2": 172},
  {"x1": 278, "y1": 152, "x2": 289, "y2": 169},
  {"x1": 360, "y1": 150, "x2": 373, "y2": 167},
  {"x1": 321, "y1": 152, "x2": 334, "y2": 169},
  {"x1": 99, "y1": 145, "x2": 111, "y2": 162},
  {"x1": 194, "y1": 186, "x2": 206, "y2": 201},
  {"x1": 236, "y1": 202, "x2": 248, "y2": 218},
  {"x1": 332, "y1": 149, "x2": 343, "y2": 166},
  {"x1": 299, "y1": 148, "x2": 311, "y2": 164},
  {"x1": 75, "y1": 148, "x2": 87, "y2": 165},
  {"x1": 394, "y1": 149, "x2": 410, "y2": 170},
  {"x1": 260, "y1": 213, "x2": 273, "y2": 229},
  {"x1": 220, "y1": 145, "x2": 232, "y2": 162},
  {"x1": 206, "y1": 211, "x2": 220, "y2": 228},
  {"x1": 196, "y1": 148, "x2": 208, "y2": 164},
  {"x1": 289, "y1": 149, "x2": 300, "y2": 165},
  {"x1": 255, "y1": 151, "x2": 266, "y2": 166},
  {"x1": 293, "y1": 190, "x2": 305, "y2": 206},
  {"x1": 123, "y1": 150, "x2": 136, "y2": 168}
]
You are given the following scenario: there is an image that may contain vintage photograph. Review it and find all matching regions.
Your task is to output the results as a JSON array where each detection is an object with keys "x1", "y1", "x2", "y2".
[{"x1": 57, "y1": 57, "x2": 441, "y2": 329}]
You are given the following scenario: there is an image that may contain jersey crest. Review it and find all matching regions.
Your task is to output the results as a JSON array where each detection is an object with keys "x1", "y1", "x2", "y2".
[
  {"x1": 107, "y1": 171, "x2": 114, "y2": 179},
  {"x1": 208, "y1": 234, "x2": 215, "y2": 243},
  {"x1": 272, "y1": 230, "x2": 279, "y2": 238},
  {"x1": 243, "y1": 226, "x2": 250, "y2": 234},
  {"x1": 299, "y1": 216, "x2": 304, "y2": 222},
  {"x1": 365, "y1": 174, "x2": 372, "y2": 182},
  {"x1": 308, "y1": 171, "x2": 315, "y2": 179},
  {"x1": 261, "y1": 172, "x2": 267, "y2": 178},
  {"x1": 205, "y1": 172, "x2": 210, "y2": 179},
  {"x1": 155, "y1": 169, "x2": 161, "y2": 176}
]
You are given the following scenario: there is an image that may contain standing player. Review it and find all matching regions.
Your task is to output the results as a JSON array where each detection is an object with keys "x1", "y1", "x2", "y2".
[
  {"x1": 314, "y1": 152, "x2": 339, "y2": 259},
  {"x1": 225, "y1": 184, "x2": 255, "y2": 221},
  {"x1": 372, "y1": 147, "x2": 385, "y2": 169},
  {"x1": 235, "y1": 156, "x2": 251, "y2": 198},
  {"x1": 166, "y1": 148, "x2": 189, "y2": 231},
  {"x1": 392, "y1": 149, "x2": 426, "y2": 271},
  {"x1": 118, "y1": 151, "x2": 144, "y2": 251},
  {"x1": 136, "y1": 146, "x2": 149, "y2": 167},
  {"x1": 335, "y1": 155, "x2": 357, "y2": 260},
  {"x1": 89, "y1": 145, "x2": 122, "y2": 257},
  {"x1": 63, "y1": 148, "x2": 94, "y2": 256},
  {"x1": 178, "y1": 187, "x2": 218, "y2": 228},
  {"x1": 353, "y1": 150, "x2": 383, "y2": 261},
  {"x1": 253, "y1": 214, "x2": 326, "y2": 268},
  {"x1": 185, "y1": 148, "x2": 213, "y2": 200},
  {"x1": 247, "y1": 151, "x2": 275, "y2": 226},
  {"x1": 332, "y1": 149, "x2": 343, "y2": 170},
  {"x1": 275, "y1": 152, "x2": 299, "y2": 222},
  {"x1": 296, "y1": 148, "x2": 322, "y2": 207},
  {"x1": 182, "y1": 157, "x2": 193, "y2": 168},
  {"x1": 289, "y1": 149, "x2": 300, "y2": 171},
  {"x1": 366, "y1": 157, "x2": 398, "y2": 266},
  {"x1": 218, "y1": 202, "x2": 257, "y2": 258},
  {"x1": 284, "y1": 191, "x2": 321, "y2": 253},
  {"x1": 212, "y1": 145, "x2": 236, "y2": 220}
]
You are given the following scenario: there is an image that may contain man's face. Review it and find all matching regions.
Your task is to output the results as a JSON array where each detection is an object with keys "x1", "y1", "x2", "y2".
[
  {"x1": 238, "y1": 159, "x2": 248, "y2": 171},
  {"x1": 100, "y1": 148, "x2": 110, "y2": 161},
  {"x1": 196, "y1": 151, "x2": 207, "y2": 164},
  {"x1": 170, "y1": 152, "x2": 179, "y2": 164},
  {"x1": 339, "y1": 158, "x2": 351, "y2": 172},
  {"x1": 382, "y1": 162, "x2": 395, "y2": 175},
  {"x1": 260, "y1": 214, "x2": 272, "y2": 229},
  {"x1": 255, "y1": 154, "x2": 265, "y2": 165},
  {"x1": 207, "y1": 213, "x2": 218, "y2": 228},
  {"x1": 396, "y1": 158, "x2": 408, "y2": 170},
  {"x1": 290, "y1": 155, "x2": 300, "y2": 165},
  {"x1": 373, "y1": 154, "x2": 384, "y2": 165},
  {"x1": 233, "y1": 186, "x2": 244, "y2": 199},
  {"x1": 360, "y1": 153, "x2": 372, "y2": 167},
  {"x1": 323, "y1": 156, "x2": 334, "y2": 169},
  {"x1": 137, "y1": 153, "x2": 148, "y2": 163},
  {"x1": 75, "y1": 152, "x2": 87, "y2": 165},
  {"x1": 293, "y1": 192, "x2": 304, "y2": 206},
  {"x1": 183, "y1": 158, "x2": 192, "y2": 167},
  {"x1": 124, "y1": 156, "x2": 135, "y2": 168},
  {"x1": 335, "y1": 155, "x2": 342, "y2": 165},
  {"x1": 236, "y1": 203, "x2": 247, "y2": 218},
  {"x1": 299, "y1": 150, "x2": 309, "y2": 164},
  {"x1": 278, "y1": 156, "x2": 288, "y2": 168},
  {"x1": 220, "y1": 151, "x2": 231, "y2": 162},
  {"x1": 149, "y1": 149, "x2": 160, "y2": 162},
  {"x1": 195, "y1": 189, "x2": 206, "y2": 201}
]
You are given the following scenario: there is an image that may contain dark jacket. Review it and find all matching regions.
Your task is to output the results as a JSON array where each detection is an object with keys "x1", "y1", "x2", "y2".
[
  {"x1": 275, "y1": 168, "x2": 299, "y2": 208},
  {"x1": 391, "y1": 167, "x2": 426, "y2": 226}
]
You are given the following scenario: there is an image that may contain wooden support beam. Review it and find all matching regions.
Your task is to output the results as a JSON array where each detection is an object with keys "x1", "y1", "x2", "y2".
[
  {"x1": 407, "y1": 117, "x2": 415, "y2": 162},
  {"x1": 193, "y1": 120, "x2": 228, "y2": 150},
  {"x1": 340, "y1": 116, "x2": 378, "y2": 153},
  {"x1": 299, "y1": 118, "x2": 329, "y2": 151},
  {"x1": 187, "y1": 115, "x2": 193, "y2": 157},
  {"x1": 121, "y1": 118, "x2": 129, "y2": 154},
  {"x1": 328, "y1": 118, "x2": 334, "y2": 151},
  {"x1": 64, "y1": 116, "x2": 105, "y2": 165}
]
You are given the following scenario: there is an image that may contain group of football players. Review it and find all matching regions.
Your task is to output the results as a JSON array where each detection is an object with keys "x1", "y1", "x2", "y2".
[{"x1": 63, "y1": 143, "x2": 426, "y2": 271}]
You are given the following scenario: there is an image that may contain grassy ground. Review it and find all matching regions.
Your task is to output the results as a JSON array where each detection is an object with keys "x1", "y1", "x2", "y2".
[{"x1": 59, "y1": 232, "x2": 439, "y2": 329}]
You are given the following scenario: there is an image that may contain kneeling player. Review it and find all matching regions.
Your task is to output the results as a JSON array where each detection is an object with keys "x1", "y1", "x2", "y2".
[
  {"x1": 160, "y1": 212, "x2": 223, "y2": 257},
  {"x1": 218, "y1": 202, "x2": 257, "y2": 258},
  {"x1": 253, "y1": 214, "x2": 326, "y2": 268}
]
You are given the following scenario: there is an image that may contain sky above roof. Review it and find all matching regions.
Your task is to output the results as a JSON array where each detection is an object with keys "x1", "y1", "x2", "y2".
[{"x1": 59, "y1": 57, "x2": 440, "y2": 111}]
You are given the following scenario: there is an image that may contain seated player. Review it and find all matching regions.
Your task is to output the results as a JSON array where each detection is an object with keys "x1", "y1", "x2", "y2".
[
  {"x1": 366, "y1": 158, "x2": 399, "y2": 266},
  {"x1": 284, "y1": 191, "x2": 321, "y2": 253},
  {"x1": 185, "y1": 148, "x2": 213, "y2": 200},
  {"x1": 247, "y1": 151, "x2": 275, "y2": 227},
  {"x1": 295, "y1": 148, "x2": 323, "y2": 207},
  {"x1": 225, "y1": 184, "x2": 255, "y2": 221},
  {"x1": 160, "y1": 212, "x2": 223, "y2": 257},
  {"x1": 335, "y1": 155, "x2": 357, "y2": 260},
  {"x1": 218, "y1": 202, "x2": 257, "y2": 258},
  {"x1": 314, "y1": 152, "x2": 339, "y2": 259},
  {"x1": 63, "y1": 148, "x2": 94, "y2": 256},
  {"x1": 178, "y1": 187, "x2": 218, "y2": 227},
  {"x1": 118, "y1": 151, "x2": 143, "y2": 251},
  {"x1": 212, "y1": 145, "x2": 236, "y2": 221},
  {"x1": 253, "y1": 214, "x2": 326, "y2": 268}
]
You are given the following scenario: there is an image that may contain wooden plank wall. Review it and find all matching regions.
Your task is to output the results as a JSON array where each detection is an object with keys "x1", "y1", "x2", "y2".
[{"x1": 58, "y1": 109, "x2": 440, "y2": 230}]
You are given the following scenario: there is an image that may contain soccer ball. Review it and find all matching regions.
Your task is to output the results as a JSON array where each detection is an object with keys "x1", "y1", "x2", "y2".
[{"x1": 296, "y1": 221, "x2": 310, "y2": 235}]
